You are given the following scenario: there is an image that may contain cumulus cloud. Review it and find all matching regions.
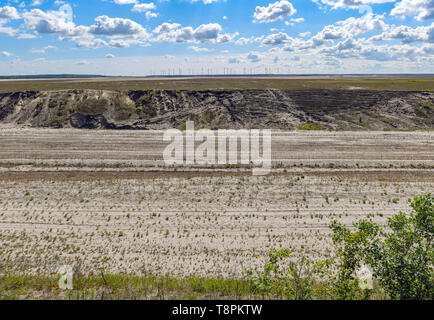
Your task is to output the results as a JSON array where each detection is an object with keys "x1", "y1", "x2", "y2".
[
  {"x1": 0, "y1": 6, "x2": 20, "y2": 36},
  {"x1": 90, "y1": 16, "x2": 149, "y2": 37},
  {"x1": 304, "y1": 13, "x2": 388, "y2": 47},
  {"x1": 23, "y1": 8, "x2": 79, "y2": 36},
  {"x1": 262, "y1": 32, "x2": 292, "y2": 45},
  {"x1": 1, "y1": 1, "x2": 434, "y2": 72},
  {"x1": 235, "y1": 37, "x2": 252, "y2": 45},
  {"x1": 0, "y1": 6, "x2": 20, "y2": 21},
  {"x1": 132, "y1": 3, "x2": 156, "y2": 12},
  {"x1": 153, "y1": 22, "x2": 237, "y2": 43},
  {"x1": 21, "y1": 7, "x2": 151, "y2": 48},
  {"x1": 263, "y1": 13, "x2": 388, "y2": 50},
  {"x1": 153, "y1": 22, "x2": 181, "y2": 34},
  {"x1": 254, "y1": 1, "x2": 296, "y2": 23},
  {"x1": 391, "y1": 0, "x2": 434, "y2": 21},
  {"x1": 131, "y1": 2, "x2": 158, "y2": 19},
  {"x1": 370, "y1": 22, "x2": 434, "y2": 43}
]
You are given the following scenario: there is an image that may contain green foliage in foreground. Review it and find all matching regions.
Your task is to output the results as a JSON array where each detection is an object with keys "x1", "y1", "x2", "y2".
[
  {"x1": 247, "y1": 251, "x2": 323, "y2": 300},
  {"x1": 0, "y1": 274, "x2": 255, "y2": 300},
  {"x1": 330, "y1": 193, "x2": 433, "y2": 300},
  {"x1": 247, "y1": 193, "x2": 433, "y2": 300}
]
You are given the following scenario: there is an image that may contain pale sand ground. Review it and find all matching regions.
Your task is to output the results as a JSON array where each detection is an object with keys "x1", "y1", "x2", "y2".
[{"x1": 0, "y1": 130, "x2": 432, "y2": 278}]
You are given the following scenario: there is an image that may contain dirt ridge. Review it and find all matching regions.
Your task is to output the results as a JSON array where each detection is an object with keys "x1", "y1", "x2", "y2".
[{"x1": 0, "y1": 89, "x2": 433, "y2": 130}]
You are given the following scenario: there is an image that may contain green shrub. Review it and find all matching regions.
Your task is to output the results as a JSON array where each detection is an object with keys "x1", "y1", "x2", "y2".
[
  {"x1": 330, "y1": 193, "x2": 433, "y2": 300},
  {"x1": 247, "y1": 249, "x2": 315, "y2": 300},
  {"x1": 248, "y1": 194, "x2": 432, "y2": 300}
]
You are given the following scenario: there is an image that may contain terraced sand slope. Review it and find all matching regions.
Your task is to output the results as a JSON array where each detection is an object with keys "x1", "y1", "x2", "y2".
[{"x1": 0, "y1": 130, "x2": 432, "y2": 278}]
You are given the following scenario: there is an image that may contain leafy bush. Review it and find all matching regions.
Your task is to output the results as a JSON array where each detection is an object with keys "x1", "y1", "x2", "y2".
[
  {"x1": 248, "y1": 194, "x2": 432, "y2": 300},
  {"x1": 330, "y1": 193, "x2": 433, "y2": 300},
  {"x1": 247, "y1": 249, "x2": 315, "y2": 300}
]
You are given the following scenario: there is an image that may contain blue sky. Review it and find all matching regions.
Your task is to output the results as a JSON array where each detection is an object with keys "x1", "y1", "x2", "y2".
[{"x1": 0, "y1": 0, "x2": 433, "y2": 75}]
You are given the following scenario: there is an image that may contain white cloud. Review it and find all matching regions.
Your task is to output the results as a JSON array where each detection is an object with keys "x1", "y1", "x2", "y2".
[
  {"x1": 90, "y1": 16, "x2": 149, "y2": 37},
  {"x1": 114, "y1": 0, "x2": 137, "y2": 5},
  {"x1": 264, "y1": 13, "x2": 388, "y2": 50},
  {"x1": 1, "y1": 51, "x2": 14, "y2": 57},
  {"x1": 189, "y1": 46, "x2": 213, "y2": 52},
  {"x1": 31, "y1": 0, "x2": 44, "y2": 6},
  {"x1": 21, "y1": 8, "x2": 151, "y2": 48},
  {"x1": 235, "y1": 37, "x2": 252, "y2": 45},
  {"x1": 262, "y1": 32, "x2": 292, "y2": 45},
  {"x1": 23, "y1": 8, "x2": 78, "y2": 35},
  {"x1": 153, "y1": 22, "x2": 181, "y2": 34},
  {"x1": 312, "y1": 0, "x2": 395, "y2": 9},
  {"x1": 391, "y1": 0, "x2": 434, "y2": 21},
  {"x1": 0, "y1": 6, "x2": 20, "y2": 36},
  {"x1": 131, "y1": 2, "x2": 158, "y2": 19},
  {"x1": 0, "y1": 26, "x2": 17, "y2": 36},
  {"x1": 371, "y1": 22, "x2": 434, "y2": 43},
  {"x1": 306, "y1": 13, "x2": 388, "y2": 47},
  {"x1": 0, "y1": 6, "x2": 20, "y2": 20},
  {"x1": 254, "y1": 1, "x2": 297, "y2": 23},
  {"x1": 30, "y1": 45, "x2": 57, "y2": 54},
  {"x1": 18, "y1": 33, "x2": 38, "y2": 39},
  {"x1": 1, "y1": 1, "x2": 433, "y2": 73},
  {"x1": 132, "y1": 3, "x2": 156, "y2": 12},
  {"x1": 191, "y1": 0, "x2": 221, "y2": 4},
  {"x1": 153, "y1": 22, "x2": 237, "y2": 43}
]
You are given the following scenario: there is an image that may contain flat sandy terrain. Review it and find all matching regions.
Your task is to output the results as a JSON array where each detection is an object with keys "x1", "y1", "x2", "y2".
[
  {"x1": 0, "y1": 129, "x2": 432, "y2": 278},
  {"x1": 0, "y1": 76, "x2": 433, "y2": 92}
]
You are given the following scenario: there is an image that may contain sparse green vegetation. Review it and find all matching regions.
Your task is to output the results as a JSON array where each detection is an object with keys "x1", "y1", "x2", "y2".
[
  {"x1": 0, "y1": 129, "x2": 431, "y2": 300},
  {"x1": 0, "y1": 77, "x2": 433, "y2": 93},
  {"x1": 57, "y1": 109, "x2": 68, "y2": 117},
  {"x1": 297, "y1": 123, "x2": 324, "y2": 131},
  {"x1": 76, "y1": 98, "x2": 109, "y2": 115},
  {"x1": 1, "y1": 194, "x2": 431, "y2": 300},
  {"x1": 202, "y1": 110, "x2": 217, "y2": 124},
  {"x1": 46, "y1": 117, "x2": 66, "y2": 128}
]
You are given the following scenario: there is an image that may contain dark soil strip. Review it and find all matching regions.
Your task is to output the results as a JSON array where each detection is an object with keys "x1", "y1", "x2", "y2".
[{"x1": 0, "y1": 170, "x2": 432, "y2": 182}]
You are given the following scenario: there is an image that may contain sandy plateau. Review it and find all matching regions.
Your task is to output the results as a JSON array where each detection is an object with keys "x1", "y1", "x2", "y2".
[{"x1": 0, "y1": 129, "x2": 432, "y2": 278}]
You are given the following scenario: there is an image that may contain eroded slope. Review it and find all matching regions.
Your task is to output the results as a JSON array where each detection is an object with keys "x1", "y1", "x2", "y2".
[{"x1": 0, "y1": 89, "x2": 432, "y2": 130}]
